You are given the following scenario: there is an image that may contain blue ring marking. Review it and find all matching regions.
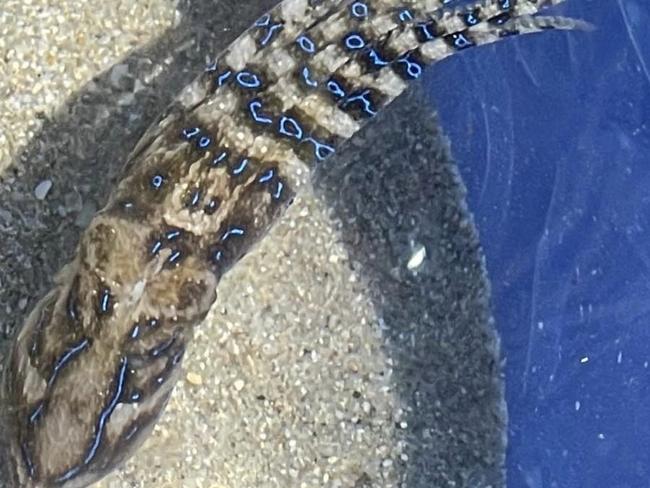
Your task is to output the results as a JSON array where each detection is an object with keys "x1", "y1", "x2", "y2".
[
  {"x1": 130, "y1": 324, "x2": 141, "y2": 339},
  {"x1": 326, "y1": 79, "x2": 346, "y2": 99},
  {"x1": 165, "y1": 229, "x2": 182, "y2": 241},
  {"x1": 211, "y1": 150, "x2": 229, "y2": 167},
  {"x1": 231, "y1": 158, "x2": 249, "y2": 176},
  {"x1": 396, "y1": 54, "x2": 423, "y2": 80},
  {"x1": 447, "y1": 32, "x2": 475, "y2": 49},
  {"x1": 151, "y1": 240, "x2": 163, "y2": 255},
  {"x1": 221, "y1": 226, "x2": 245, "y2": 242},
  {"x1": 350, "y1": 1, "x2": 369, "y2": 19},
  {"x1": 204, "y1": 61, "x2": 218, "y2": 73},
  {"x1": 99, "y1": 289, "x2": 111, "y2": 314},
  {"x1": 343, "y1": 33, "x2": 366, "y2": 50},
  {"x1": 197, "y1": 135, "x2": 212, "y2": 149},
  {"x1": 150, "y1": 174, "x2": 165, "y2": 190},
  {"x1": 398, "y1": 8, "x2": 413, "y2": 23},
  {"x1": 181, "y1": 127, "x2": 200, "y2": 140},
  {"x1": 236, "y1": 71, "x2": 262, "y2": 89},
  {"x1": 189, "y1": 189, "x2": 201, "y2": 207},
  {"x1": 260, "y1": 23, "x2": 283, "y2": 47},
  {"x1": 500, "y1": 0, "x2": 512, "y2": 9},
  {"x1": 415, "y1": 21, "x2": 437, "y2": 42},
  {"x1": 300, "y1": 66, "x2": 318, "y2": 88},
  {"x1": 296, "y1": 34, "x2": 316, "y2": 54},
  {"x1": 342, "y1": 89, "x2": 377, "y2": 117},
  {"x1": 29, "y1": 403, "x2": 44, "y2": 424},
  {"x1": 129, "y1": 391, "x2": 142, "y2": 402},
  {"x1": 216, "y1": 70, "x2": 232, "y2": 87},
  {"x1": 273, "y1": 180, "x2": 284, "y2": 200},
  {"x1": 248, "y1": 99, "x2": 273, "y2": 125},
  {"x1": 47, "y1": 338, "x2": 90, "y2": 388},
  {"x1": 259, "y1": 168, "x2": 275, "y2": 183},
  {"x1": 255, "y1": 13, "x2": 271, "y2": 26},
  {"x1": 463, "y1": 10, "x2": 480, "y2": 27},
  {"x1": 367, "y1": 48, "x2": 390, "y2": 68},
  {"x1": 148, "y1": 318, "x2": 159, "y2": 328},
  {"x1": 306, "y1": 137, "x2": 336, "y2": 161},
  {"x1": 279, "y1": 116, "x2": 304, "y2": 140},
  {"x1": 205, "y1": 198, "x2": 219, "y2": 215}
]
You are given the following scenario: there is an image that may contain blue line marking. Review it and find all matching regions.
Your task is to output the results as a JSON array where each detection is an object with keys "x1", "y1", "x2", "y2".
[
  {"x1": 181, "y1": 127, "x2": 200, "y2": 140},
  {"x1": 189, "y1": 189, "x2": 201, "y2": 207},
  {"x1": 166, "y1": 229, "x2": 182, "y2": 241},
  {"x1": 273, "y1": 180, "x2": 284, "y2": 200},
  {"x1": 342, "y1": 89, "x2": 377, "y2": 117},
  {"x1": 396, "y1": 54, "x2": 423, "y2": 79},
  {"x1": 210, "y1": 248, "x2": 224, "y2": 264},
  {"x1": 248, "y1": 99, "x2": 273, "y2": 125},
  {"x1": 82, "y1": 357, "x2": 128, "y2": 465},
  {"x1": 232, "y1": 158, "x2": 249, "y2": 176},
  {"x1": 221, "y1": 226, "x2": 245, "y2": 241},
  {"x1": 216, "y1": 70, "x2": 232, "y2": 87},
  {"x1": 151, "y1": 240, "x2": 162, "y2": 255},
  {"x1": 300, "y1": 66, "x2": 318, "y2": 88},
  {"x1": 130, "y1": 324, "x2": 140, "y2": 339},
  {"x1": 212, "y1": 150, "x2": 229, "y2": 167},
  {"x1": 99, "y1": 289, "x2": 111, "y2": 314},
  {"x1": 415, "y1": 21, "x2": 437, "y2": 42},
  {"x1": 259, "y1": 168, "x2": 275, "y2": 183},
  {"x1": 305, "y1": 137, "x2": 336, "y2": 161},
  {"x1": 260, "y1": 23, "x2": 283, "y2": 46},
  {"x1": 47, "y1": 338, "x2": 90, "y2": 387},
  {"x1": 367, "y1": 48, "x2": 389, "y2": 68},
  {"x1": 29, "y1": 403, "x2": 44, "y2": 424},
  {"x1": 398, "y1": 8, "x2": 413, "y2": 23},
  {"x1": 167, "y1": 250, "x2": 182, "y2": 265}
]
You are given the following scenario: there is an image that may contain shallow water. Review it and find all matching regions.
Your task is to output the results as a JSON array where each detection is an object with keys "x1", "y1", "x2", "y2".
[{"x1": 428, "y1": 1, "x2": 650, "y2": 486}]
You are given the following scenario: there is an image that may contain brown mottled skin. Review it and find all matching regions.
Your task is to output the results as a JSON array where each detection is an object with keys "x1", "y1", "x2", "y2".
[{"x1": 0, "y1": 0, "x2": 587, "y2": 486}]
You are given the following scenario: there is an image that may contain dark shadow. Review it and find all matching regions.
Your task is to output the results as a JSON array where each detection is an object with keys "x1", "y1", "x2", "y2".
[
  {"x1": 0, "y1": 1, "x2": 505, "y2": 486},
  {"x1": 313, "y1": 85, "x2": 506, "y2": 487}
]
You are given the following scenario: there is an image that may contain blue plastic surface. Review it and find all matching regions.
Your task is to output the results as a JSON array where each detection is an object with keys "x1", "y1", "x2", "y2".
[{"x1": 424, "y1": 2, "x2": 650, "y2": 487}]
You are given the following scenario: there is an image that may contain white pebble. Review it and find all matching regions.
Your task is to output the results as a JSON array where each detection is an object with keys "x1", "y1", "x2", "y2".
[{"x1": 34, "y1": 179, "x2": 52, "y2": 200}]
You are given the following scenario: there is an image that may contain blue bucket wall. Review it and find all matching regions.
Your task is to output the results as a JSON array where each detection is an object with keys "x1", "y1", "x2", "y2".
[{"x1": 424, "y1": 2, "x2": 650, "y2": 487}]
